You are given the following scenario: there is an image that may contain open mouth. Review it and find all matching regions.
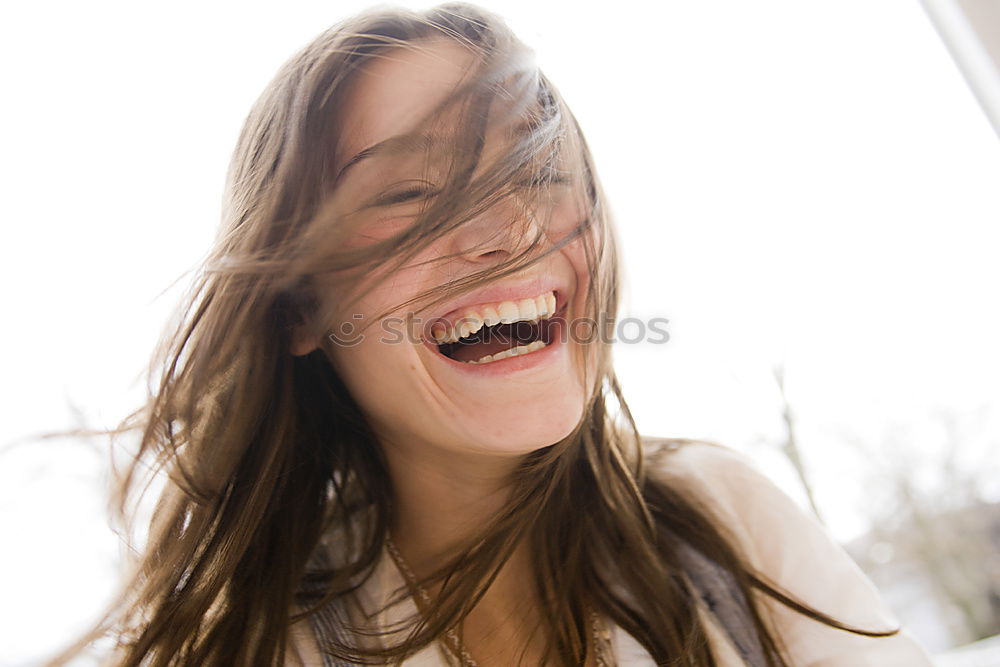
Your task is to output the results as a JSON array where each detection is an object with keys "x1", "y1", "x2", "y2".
[{"x1": 430, "y1": 290, "x2": 562, "y2": 365}]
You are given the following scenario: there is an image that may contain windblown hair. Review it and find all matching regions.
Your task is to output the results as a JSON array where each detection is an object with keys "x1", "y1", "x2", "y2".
[{"x1": 50, "y1": 3, "x2": 898, "y2": 666}]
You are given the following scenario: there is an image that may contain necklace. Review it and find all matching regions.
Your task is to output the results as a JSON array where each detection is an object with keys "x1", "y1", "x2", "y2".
[{"x1": 384, "y1": 534, "x2": 612, "y2": 666}]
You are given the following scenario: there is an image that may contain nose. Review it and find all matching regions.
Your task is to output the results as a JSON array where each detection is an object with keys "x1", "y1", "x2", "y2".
[{"x1": 449, "y1": 195, "x2": 546, "y2": 265}]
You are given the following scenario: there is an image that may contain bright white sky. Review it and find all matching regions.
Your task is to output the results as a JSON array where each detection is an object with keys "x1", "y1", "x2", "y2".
[{"x1": 1, "y1": 0, "x2": 998, "y2": 663}]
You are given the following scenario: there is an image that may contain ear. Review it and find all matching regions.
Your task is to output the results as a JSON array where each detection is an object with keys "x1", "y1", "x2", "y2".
[{"x1": 290, "y1": 320, "x2": 320, "y2": 357}]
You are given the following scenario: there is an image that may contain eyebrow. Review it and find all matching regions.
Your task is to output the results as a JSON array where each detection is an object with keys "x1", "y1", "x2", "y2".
[{"x1": 333, "y1": 133, "x2": 438, "y2": 185}]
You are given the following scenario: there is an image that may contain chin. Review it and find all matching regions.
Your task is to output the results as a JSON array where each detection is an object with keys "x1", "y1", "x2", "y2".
[{"x1": 460, "y1": 391, "x2": 586, "y2": 456}]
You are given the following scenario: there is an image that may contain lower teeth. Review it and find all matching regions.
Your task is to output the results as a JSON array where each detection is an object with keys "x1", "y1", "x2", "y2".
[{"x1": 466, "y1": 340, "x2": 547, "y2": 364}]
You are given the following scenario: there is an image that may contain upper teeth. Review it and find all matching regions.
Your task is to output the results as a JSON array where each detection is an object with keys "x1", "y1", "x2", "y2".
[{"x1": 430, "y1": 291, "x2": 557, "y2": 344}]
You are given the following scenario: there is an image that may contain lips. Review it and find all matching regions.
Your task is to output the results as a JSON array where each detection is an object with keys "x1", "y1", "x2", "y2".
[{"x1": 420, "y1": 281, "x2": 569, "y2": 366}]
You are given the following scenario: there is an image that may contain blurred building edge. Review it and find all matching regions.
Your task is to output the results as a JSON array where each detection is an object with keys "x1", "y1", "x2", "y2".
[
  {"x1": 844, "y1": 500, "x2": 1000, "y2": 654},
  {"x1": 920, "y1": 0, "x2": 1000, "y2": 140}
]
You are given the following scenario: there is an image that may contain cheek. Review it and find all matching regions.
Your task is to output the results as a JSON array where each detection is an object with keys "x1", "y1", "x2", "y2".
[
  {"x1": 541, "y1": 187, "x2": 586, "y2": 238},
  {"x1": 326, "y1": 320, "x2": 418, "y2": 424},
  {"x1": 544, "y1": 188, "x2": 596, "y2": 272},
  {"x1": 341, "y1": 213, "x2": 421, "y2": 251},
  {"x1": 328, "y1": 305, "x2": 416, "y2": 361},
  {"x1": 316, "y1": 255, "x2": 427, "y2": 329},
  {"x1": 322, "y1": 264, "x2": 433, "y2": 374}
]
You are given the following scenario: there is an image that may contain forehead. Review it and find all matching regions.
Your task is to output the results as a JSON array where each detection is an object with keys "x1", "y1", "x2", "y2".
[{"x1": 333, "y1": 39, "x2": 479, "y2": 175}]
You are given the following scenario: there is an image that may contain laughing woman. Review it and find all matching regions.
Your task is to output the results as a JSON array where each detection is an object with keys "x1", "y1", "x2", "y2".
[{"x1": 53, "y1": 3, "x2": 932, "y2": 666}]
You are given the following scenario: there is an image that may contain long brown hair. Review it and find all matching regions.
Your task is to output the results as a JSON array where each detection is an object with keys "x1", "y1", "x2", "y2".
[{"x1": 49, "y1": 3, "x2": 898, "y2": 665}]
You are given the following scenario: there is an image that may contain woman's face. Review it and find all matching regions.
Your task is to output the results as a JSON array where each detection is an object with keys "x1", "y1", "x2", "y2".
[{"x1": 298, "y1": 39, "x2": 594, "y2": 460}]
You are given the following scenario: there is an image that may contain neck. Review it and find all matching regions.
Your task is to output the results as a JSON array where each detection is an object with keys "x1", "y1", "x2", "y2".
[
  {"x1": 377, "y1": 435, "x2": 581, "y2": 665},
  {"x1": 384, "y1": 434, "x2": 544, "y2": 664},
  {"x1": 381, "y1": 434, "x2": 523, "y2": 571}
]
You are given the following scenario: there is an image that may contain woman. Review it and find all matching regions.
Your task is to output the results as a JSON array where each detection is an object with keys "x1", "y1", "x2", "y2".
[{"x1": 53, "y1": 3, "x2": 932, "y2": 666}]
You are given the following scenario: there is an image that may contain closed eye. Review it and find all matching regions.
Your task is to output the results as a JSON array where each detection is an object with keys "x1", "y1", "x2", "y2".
[{"x1": 374, "y1": 181, "x2": 439, "y2": 206}]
